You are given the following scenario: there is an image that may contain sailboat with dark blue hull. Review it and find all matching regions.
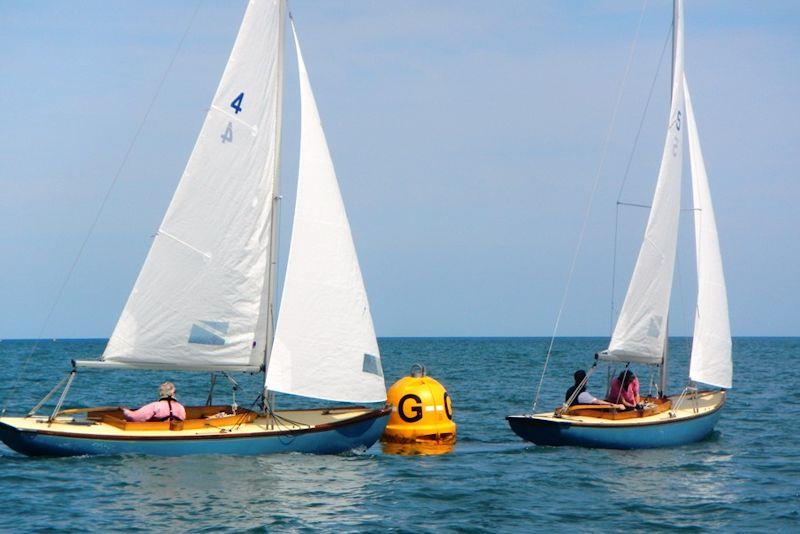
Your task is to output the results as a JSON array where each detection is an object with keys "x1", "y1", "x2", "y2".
[
  {"x1": 0, "y1": 0, "x2": 390, "y2": 457},
  {"x1": 508, "y1": 0, "x2": 732, "y2": 449}
]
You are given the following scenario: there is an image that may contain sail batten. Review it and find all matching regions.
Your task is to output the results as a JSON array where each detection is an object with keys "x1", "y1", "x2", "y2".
[
  {"x1": 684, "y1": 77, "x2": 732, "y2": 389},
  {"x1": 603, "y1": 0, "x2": 685, "y2": 365},
  {"x1": 101, "y1": 0, "x2": 284, "y2": 371},
  {"x1": 265, "y1": 21, "x2": 386, "y2": 403}
]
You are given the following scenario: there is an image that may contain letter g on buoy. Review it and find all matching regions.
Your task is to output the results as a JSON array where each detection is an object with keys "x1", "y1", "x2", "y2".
[
  {"x1": 398, "y1": 394, "x2": 423, "y2": 423},
  {"x1": 382, "y1": 364, "x2": 456, "y2": 446}
]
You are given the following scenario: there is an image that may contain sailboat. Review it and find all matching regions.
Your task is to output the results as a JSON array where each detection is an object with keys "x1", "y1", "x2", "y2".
[
  {"x1": 507, "y1": 0, "x2": 732, "y2": 449},
  {"x1": 0, "y1": 0, "x2": 390, "y2": 456}
]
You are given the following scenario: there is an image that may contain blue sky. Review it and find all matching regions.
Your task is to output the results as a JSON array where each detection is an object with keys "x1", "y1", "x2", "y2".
[{"x1": 1, "y1": 1, "x2": 798, "y2": 338}]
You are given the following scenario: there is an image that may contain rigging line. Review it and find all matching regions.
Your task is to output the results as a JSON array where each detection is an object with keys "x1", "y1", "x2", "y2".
[
  {"x1": 0, "y1": 1, "x2": 204, "y2": 416},
  {"x1": 608, "y1": 22, "x2": 673, "y2": 336},
  {"x1": 531, "y1": 0, "x2": 650, "y2": 413},
  {"x1": 614, "y1": 22, "x2": 674, "y2": 205}
]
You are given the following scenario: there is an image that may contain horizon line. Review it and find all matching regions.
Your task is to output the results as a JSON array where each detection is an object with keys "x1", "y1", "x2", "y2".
[{"x1": 0, "y1": 335, "x2": 796, "y2": 342}]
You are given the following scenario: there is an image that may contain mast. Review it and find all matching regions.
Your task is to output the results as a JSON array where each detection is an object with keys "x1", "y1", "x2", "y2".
[
  {"x1": 262, "y1": 0, "x2": 286, "y2": 410},
  {"x1": 665, "y1": 0, "x2": 677, "y2": 375},
  {"x1": 660, "y1": 0, "x2": 677, "y2": 393}
]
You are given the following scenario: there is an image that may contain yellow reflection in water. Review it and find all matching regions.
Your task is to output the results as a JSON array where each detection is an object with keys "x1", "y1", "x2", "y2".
[{"x1": 381, "y1": 441, "x2": 455, "y2": 456}]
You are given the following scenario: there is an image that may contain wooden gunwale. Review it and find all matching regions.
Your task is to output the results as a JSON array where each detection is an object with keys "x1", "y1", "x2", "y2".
[
  {"x1": 509, "y1": 391, "x2": 725, "y2": 429},
  {"x1": 4, "y1": 406, "x2": 391, "y2": 442}
]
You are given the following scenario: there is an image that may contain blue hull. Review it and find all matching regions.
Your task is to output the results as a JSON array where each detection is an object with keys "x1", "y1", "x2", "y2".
[
  {"x1": 0, "y1": 411, "x2": 390, "y2": 457},
  {"x1": 506, "y1": 408, "x2": 722, "y2": 449}
]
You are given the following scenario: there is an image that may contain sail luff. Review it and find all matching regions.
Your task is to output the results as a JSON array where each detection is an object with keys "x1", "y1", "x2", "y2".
[
  {"x1": 684, "y1": 76, "x2": 732, "y2": 389},
  {"x1": 101, "y1": 0, "x2": 283, "y2": 371},
  {"x1": 603, "y1": 0, "x2": 685, "y2": 364},
  {"x1": 259, "y1": 0, "x2": 286, "y2": 388},
  {"x1": 265, "y1": 20, "x2": 386, "y2": 403}
]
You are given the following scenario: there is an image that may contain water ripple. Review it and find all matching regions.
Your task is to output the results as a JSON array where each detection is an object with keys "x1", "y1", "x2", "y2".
[{"x1": 0, "y1": 338, "x2": 798, "y2": 531}]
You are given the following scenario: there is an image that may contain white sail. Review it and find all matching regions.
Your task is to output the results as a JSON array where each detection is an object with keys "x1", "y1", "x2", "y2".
[
  {"x1": 99, "y1": 0, "x2": 284, "y2": 371},
  {"x1": 603, "y1": 0, "x2": 685, "y2": 364},
  {"x1": 684, "y1": 77, "x2": 732, "y2": 389},
  {"x1": 266, "y1": 21, "x2": 386, "y2": 403}
]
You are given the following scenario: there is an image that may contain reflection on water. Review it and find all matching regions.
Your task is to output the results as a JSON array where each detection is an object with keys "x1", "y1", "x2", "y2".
[
  {"x1": 601, "y1": 438, "x2": 737, "y2": 513},
  {"x1": 381, "y1": 442, "x2": 455, "y2": 456},
  {"x1": 73, "y1": 453, "x2": 382, "y2": 530}
]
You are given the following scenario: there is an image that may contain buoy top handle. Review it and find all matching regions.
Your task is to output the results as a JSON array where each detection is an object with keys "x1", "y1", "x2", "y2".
[{"x1": 410, "y1": 363, "x2": 426, "y2": 378}]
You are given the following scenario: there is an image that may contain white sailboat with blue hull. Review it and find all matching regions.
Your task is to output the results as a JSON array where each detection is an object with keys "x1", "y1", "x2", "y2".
[
  {"x1": 508, "y1": 0, "x2": 732, "y2": 449},
  {"x1": 0, "y1": 0, "x2": 390, "y2": 457}
]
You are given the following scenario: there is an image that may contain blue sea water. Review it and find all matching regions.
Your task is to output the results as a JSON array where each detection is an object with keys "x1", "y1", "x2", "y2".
[{"x1": 0, "y1": 337, "x2": 798, "y2": 532}]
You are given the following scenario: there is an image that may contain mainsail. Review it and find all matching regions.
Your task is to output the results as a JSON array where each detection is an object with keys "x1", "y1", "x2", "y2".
[
  {"x1": 265, "y1": 21, "x2": 386, "y2": 403},
  {"x1": 603, "y1": 0, "x2": 685, "y2": 364},
  {"x1": 684, "y1": 77, "x2": 732, "y2": 389},
  {"x1": 98, "y1": 0, "x2": 284, "y2": 371}
]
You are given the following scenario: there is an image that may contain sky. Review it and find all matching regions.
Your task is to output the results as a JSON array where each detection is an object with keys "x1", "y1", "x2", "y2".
[{"x1": 0, "y1": 1, "x2": 798, "y2": 339}]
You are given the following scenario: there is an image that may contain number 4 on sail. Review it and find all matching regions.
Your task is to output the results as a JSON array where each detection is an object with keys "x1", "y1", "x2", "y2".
[{"x1": 0, "y1": 0, "x2": 390, "y2": 457}]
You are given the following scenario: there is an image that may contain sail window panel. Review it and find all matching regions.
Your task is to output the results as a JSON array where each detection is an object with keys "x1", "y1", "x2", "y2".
[{"x1": 103, "y1": 233, "x2": 266, "y2": 369}]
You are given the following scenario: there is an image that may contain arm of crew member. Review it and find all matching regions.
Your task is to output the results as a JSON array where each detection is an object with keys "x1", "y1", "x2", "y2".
[
  {"x1": 122, "y1": 402, "x2": 157, "y2": 422},
  {"x1": 591, "y1": 398, "x2": 625, "y2": 409}
]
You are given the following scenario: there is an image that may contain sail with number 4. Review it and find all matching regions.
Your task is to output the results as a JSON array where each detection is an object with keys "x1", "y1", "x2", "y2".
[
  {"x1": 88, "y1": 0, "x2": 385, "y2": 404},
  {"x1": 603, "y1": 0, "x2": 685, "y2": 364},
  {"x1": 684, "y1": 76, "x2": 732, "y2": 389},
  {"x1": 100, "y1": 0, "x2": 284, "y2": 371},
  {"x1": 265, "y1": 20, "x2": 385, "y2": 403}
]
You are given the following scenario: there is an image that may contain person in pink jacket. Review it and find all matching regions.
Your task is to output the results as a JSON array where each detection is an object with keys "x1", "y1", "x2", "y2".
[
  {"x1": 122, "y1": 381, "x2": 187, "y2": 422},
  {"x1": 606, "y1": 370, "x2": 641, "y2": 409}
]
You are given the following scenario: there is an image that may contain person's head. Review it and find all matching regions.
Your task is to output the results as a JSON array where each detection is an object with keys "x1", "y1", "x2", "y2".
[
  {"x1": 619, "y1": 370, "x2": 635, "y2": 386},
  {"x1": 159, "y1": 381, "x2": 176, "y2": 399},
  {"x1": 573, "y1": 369, "x2": 587, "y2": 385}
]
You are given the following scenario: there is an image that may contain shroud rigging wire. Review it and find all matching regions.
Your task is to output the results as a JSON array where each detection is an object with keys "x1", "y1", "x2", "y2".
[
  {"x1": 1, "y1": 1, "x2": 205, "y2": 415},
  {"x1": 531, "y1": 0, "x2": 651, "y2": 412}
]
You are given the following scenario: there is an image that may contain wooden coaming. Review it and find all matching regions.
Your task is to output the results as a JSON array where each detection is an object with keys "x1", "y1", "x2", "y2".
[
  {"x1": 86, "y1": 405, "x2": 257, "y2": 431},
  {"x1": 563, "y1": 397, "x2": 672, "y2": 420}
]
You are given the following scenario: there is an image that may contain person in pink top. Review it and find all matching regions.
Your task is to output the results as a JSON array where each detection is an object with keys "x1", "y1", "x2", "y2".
[
  {"x1": 606, "y1": 370, "x2": 641, "y2": 409},
  {"x1": 122, "y1": 381, "x2": 187, "y2": 422}
]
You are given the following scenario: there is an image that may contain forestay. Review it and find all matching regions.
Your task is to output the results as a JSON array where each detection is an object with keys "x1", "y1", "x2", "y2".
[
  {"x1": 266, "y1": 22, "x2": 386, "y2": 403},
  {"x1": 603, "y1": 0, "x2": 685, "y2": 364},
  {"x1": 684, "y1": 77, "x2": 732, "y2": 389},
  {"x1": 99, "y1": 0, "x2": 284, "y2": 371}
]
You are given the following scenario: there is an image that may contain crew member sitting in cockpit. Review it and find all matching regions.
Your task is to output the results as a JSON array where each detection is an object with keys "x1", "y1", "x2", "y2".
[{"x1": 122, "y1": 381, "x2": 187, "y2": 422}]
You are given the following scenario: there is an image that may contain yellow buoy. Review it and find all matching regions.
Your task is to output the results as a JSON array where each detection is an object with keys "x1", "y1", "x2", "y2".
[{"x1": 382, "y1": 364, "x2": 456, "y2": 446}]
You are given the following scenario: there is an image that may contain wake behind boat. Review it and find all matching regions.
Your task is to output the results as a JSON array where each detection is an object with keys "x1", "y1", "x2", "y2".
[
  {"x1": 508, "y1": 0, "x2": 732, "y2": 449},
  {"x1": 0, "y1": 0, "x2": 390, "y2": 457}
]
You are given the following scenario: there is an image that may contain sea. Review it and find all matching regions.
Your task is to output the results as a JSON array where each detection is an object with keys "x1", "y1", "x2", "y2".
[{"x1": 0, "y1": 337, "x2": 797, "y2": 532}]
